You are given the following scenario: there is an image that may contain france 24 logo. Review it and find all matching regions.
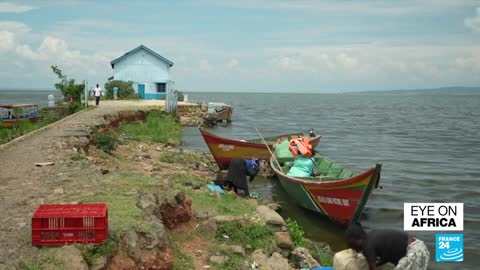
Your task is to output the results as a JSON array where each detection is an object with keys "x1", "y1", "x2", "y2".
[{"x1": 435, "y1": 234, "x2": 463, "y2": 262}]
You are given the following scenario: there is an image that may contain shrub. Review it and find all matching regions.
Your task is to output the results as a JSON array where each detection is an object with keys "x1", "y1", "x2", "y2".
[
  {"x1": 81, "y1": 239, "x2": 117, "y2": 266},
  {"x1": 95, "y1": 132, "x2": 118, "y2": 153},
  {"x1": 104, "y1": 80, "x2": 136, "y2": 99},
  {"x1": 67, "y1": 102, "x2": 83, "y2": 114},
  {"x1": 286, "y1": 218, "x2": 304, "y2": 248}
]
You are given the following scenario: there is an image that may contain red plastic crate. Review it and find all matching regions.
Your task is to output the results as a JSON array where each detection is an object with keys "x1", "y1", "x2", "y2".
[{"x1": 32, "y1": 204, "x2": 108, "y2": 246}]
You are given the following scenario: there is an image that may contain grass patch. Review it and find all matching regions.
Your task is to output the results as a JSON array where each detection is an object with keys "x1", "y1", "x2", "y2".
[
  {"x1": 81, "y1": 239, "x2": 117, "y2": 266},
  {"x1": 77, "y1": 172, "x2": 166, "y2": 237},
  {"x1": 183, "y1": 188, "x2": 256, "y2": 217},
  {"x1": 0, "y1": 111, "x2": 62, "y2": 145},
  {"x1": 94, "y1": 132, "x2": 118, "y2": 154},
  {"x1": 286, "y1": 218, "x2": 305, "y2": 248},
  {"x1": 168, "y1": 232, "x2": 195, "y2": 270},
  {"x1": 159, "y1": 151, "x2": 208, "y2": 165},
  {"x1": 18, "y1": 250, "x2": 66, "y2": 270},
  {"x1": 120, "y1": 112, "x2": 181, "y2": 145},
  {"x1": 304, "y1": 239, "x2": 334, "y2": 267},
  {"x1": 70, "y1": 153, "x2": 83, "y2": 161},
  {"x1": 169, "y1": 172, "x2": 209, "y2": 187},
  {"x1": 208, "y1": 246, "x2": 245, "y2": 270},
  {"x1": 216, "y1": 221, "x2": 274, "y2": 251}
]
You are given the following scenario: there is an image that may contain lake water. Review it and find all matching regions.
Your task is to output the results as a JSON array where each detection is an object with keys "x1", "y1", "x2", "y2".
[
  {"x1": 0, "y1": 90, "x2": 62, "y2": 107},
  {"x1": 182, "y1": 92, "x2": 480, "y2": 270}
]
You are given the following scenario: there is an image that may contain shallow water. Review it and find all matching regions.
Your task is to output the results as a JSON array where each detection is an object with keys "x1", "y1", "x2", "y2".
[{"x1": 182, "y1": 92, "x2": 480, "y2": 270}]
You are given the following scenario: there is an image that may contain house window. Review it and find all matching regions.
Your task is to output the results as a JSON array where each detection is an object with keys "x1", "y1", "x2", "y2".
[{"x1": 156, "y1": 83, "x2": 166, "y2": 93}]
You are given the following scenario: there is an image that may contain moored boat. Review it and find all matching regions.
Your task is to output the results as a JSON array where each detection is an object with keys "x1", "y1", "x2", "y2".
[
  {"x1": 206, "y1": 102, "x2": 233, "y2": 122},
  {"x1": 0, "y1": 104, "x2": 39, "y2": 128},
  {"x1": 199, "y1": 127, "x2": 320, "y2": 170},
  {"x1": 271, "y1": 139, "x2": 381, "y2": 225}
]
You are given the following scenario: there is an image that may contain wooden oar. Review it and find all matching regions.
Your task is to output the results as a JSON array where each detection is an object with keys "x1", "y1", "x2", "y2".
[{"x1": 255, "y1": 128, "x2": 282, "y2": 170}]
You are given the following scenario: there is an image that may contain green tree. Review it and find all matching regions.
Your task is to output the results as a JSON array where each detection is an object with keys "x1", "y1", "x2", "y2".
[
  {"x1": 104, "y1": 80, "x2": 137, "y2": 99},
  {"x1": 51, "y1": 65, "x2": 85, "y2": 102}
]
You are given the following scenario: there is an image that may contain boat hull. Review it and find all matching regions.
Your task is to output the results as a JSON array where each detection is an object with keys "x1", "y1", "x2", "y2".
[
  {"x1": 271, "y1": 158, "x2": 381, "y2": 225},
  {"x1": 200, "y1": 128, "x2": 320, "y2": 170}
]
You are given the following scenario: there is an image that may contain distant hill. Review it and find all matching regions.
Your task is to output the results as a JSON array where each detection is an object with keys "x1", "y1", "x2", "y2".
[{"x1": 358, "y1": 86, "x2": 480, "y2": 95}]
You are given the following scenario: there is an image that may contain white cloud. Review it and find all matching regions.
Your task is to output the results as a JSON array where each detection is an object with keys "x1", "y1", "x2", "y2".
[
  {"x1": 0, "y1": 2, "x2": 34, "y2": 13},
  {"x1": 0, "y1": 31, "x2": 14, "y2": 49},
  {"x1": 226, "y1": 58, "x2": 239, "y2": 69},
  {"x1": 0, "y1": 21, "x2": 31, "y2": 34},
  {"x1": 465, "y1": 7, "x2": 480, "y2": 31},
  {"x1": 199, "y1": 59, "x2": 212, "y2": 72}
]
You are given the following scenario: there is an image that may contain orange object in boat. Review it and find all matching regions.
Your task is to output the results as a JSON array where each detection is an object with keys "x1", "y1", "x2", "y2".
[{"x1": 289, "y1": 137, "x2": 313, "y2": 157}]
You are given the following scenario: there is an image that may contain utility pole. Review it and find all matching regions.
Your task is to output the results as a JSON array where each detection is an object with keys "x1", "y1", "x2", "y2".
[{"x1": 84, "y1": 80, "x2": 88, "y2": 107}]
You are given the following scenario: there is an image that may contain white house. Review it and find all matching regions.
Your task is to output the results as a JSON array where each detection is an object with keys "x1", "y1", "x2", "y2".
[{"x1": 110, "y1": 45, "x2": 174, "y2": 100}]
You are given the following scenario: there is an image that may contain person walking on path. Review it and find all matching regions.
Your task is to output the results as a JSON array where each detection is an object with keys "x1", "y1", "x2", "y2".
[
  {"x1": 94, "y1": 84, "x2": 102, "y2": 106},
  {"x1": 113, "y1": 86, "x2": 119, "y2": 100}
]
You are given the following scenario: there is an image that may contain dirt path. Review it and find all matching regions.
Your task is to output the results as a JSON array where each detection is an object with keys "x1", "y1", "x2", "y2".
[{"x1": 0, "y1": 100, "x2": 194, "y2": 266}]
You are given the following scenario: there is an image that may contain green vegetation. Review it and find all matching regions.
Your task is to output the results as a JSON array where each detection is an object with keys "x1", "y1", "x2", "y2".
[
  {"x1": 78, "y1": 172, "x2": 163, "y2": 237},
  {"x1": 0, "y1": 111, "x2": 62, "y2": 145},
  {"x1": 208, "y1": 245, "x2": 245, "y2": 270},
  {"x1": 159, "y1": 151, "x2": 207, "y2": 165},
  {"x1": 104, "y1": 80, "x2": 137, "y2": 99},
  {"x1": 67, "y1": 102, "x2": 83, "y2": 114},
  {"x1": 286, "y1": 218, "x2": 305, "y2": 248},
  {"x1": 94, "y1": 132, "x2": 118, "y2": 154},
  {"x1": 18, "y1": 250, "x2": 66, "y2": 270},
  {"x1": 216, "y1": 221, "x2": 274, "y2": 251},
  {"x1": 81, "y1": 239, "x2": 117, "y2": 266},
  {"x1": 120, "y1": 112, "x2": 181, "y2": 145},
  {"x1": 51, "y1": 65, "x2": 85, "y2": 102},
  {"x1": 304, "y1": 239, "x2": 333, "y2": 267},
  {"x1": 168, "y1": 233, "x2": 195, "y2": 270}
]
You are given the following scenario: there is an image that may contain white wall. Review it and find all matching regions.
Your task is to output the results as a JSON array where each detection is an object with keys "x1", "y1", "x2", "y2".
[{"x1": 113, "y1": 48, "x2": 171, "y2": 94}]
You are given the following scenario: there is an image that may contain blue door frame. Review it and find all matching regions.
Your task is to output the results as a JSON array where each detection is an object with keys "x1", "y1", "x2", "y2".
[{"x1": 138, "y1": 84, "x2": 145, "y2": 99}]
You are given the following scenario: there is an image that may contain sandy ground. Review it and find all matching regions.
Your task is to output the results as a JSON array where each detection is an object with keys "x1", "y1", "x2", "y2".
[{"x1": 0, "y1": 100, "x2": 196, "y2": 266}]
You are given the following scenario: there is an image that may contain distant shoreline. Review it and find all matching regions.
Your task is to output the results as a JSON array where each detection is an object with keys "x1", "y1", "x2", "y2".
[{"x1": 1, "y1": 86, "x2": 479, "y2": 95}]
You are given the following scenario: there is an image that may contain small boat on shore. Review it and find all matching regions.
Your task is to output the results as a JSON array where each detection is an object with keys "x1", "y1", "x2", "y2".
[
  {"x1": 0, "y1": 104, "x2": 39, "y2": 128},
  {"x1": 205, "y1": 102, "x2": 233, "y2": 122},
  {"x1": 271, "y1": 139, "x2": 381, "y2": 225},
  {"x1": 199, "y1": 127, "x2": 321, "y2": 170}
]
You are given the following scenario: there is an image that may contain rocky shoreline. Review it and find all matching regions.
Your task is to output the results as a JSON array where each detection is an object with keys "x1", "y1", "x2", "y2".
[{"x1": 0, "y1": 108, "x2": 333, "y2": 269}]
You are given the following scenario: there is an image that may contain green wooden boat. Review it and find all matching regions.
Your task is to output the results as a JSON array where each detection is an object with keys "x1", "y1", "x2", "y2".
[{"x1": 271, "y1": 139, "x2": 382, "y2": 225}]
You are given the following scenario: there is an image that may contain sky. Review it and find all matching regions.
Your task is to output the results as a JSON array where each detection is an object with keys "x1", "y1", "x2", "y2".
[{"x1": 0, "y1": 0, "x2": 480, "y2": 93}]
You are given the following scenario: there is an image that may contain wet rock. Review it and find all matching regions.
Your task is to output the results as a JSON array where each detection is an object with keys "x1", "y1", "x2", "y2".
[
  {"x1": 137, "y1": 192, "x2": 157, "y2": 216},
  {"x1": 209, "y1": 255, "x2": 229, "y2": 264},
  {"x1": 274, "y1": 232, "x2": 293, "y2": 250},
  {"x1": 267, "y1": 203, "x2": 282, "y2": 211},
  {"x1": 292, "y1": 247, "x2": 321, "y2": 269},
  {"x1": 56, "y1": 245, "x2": 89, "y2": 270},
  {"x1": 107, "y1": 253, "x2": 136, "y2": 270},
  {"x1": 138, "y1": 248, "x2": 174, "y2": 270},
  {"x1": 256, "y1": 205, "x2": 286, "y2": 226}
]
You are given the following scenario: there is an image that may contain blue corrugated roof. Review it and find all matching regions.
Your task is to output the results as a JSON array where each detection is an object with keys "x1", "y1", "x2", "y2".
[{"x1": 110, "y1": 45, "x2": 174, "y2": 68}]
